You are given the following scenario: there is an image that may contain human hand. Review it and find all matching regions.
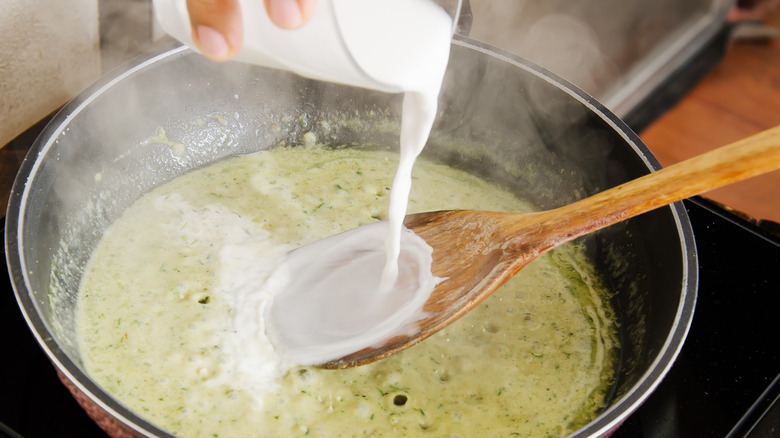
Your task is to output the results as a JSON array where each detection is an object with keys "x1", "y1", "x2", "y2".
[{"x1": 186, "y1": 0, "x2": 316, "y2": 61}]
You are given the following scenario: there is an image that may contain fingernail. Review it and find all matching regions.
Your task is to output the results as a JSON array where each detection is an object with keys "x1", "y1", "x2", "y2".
[
  {"x1": 267, "y1": 0, "x2": 303, "y2": 29},
  {"x1": 195, "y1": 25, "x2": 230, "y2": 60}
]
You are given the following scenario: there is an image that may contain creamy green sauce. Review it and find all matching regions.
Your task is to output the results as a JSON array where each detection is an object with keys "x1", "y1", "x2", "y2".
[{"x1": 77, "y1": 145, "x2": 617, "y2": 437}]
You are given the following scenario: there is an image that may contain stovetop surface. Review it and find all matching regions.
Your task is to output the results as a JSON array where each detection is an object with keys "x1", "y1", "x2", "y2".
[
  {"x1": 613, "y1": 198, "x2": 780, "y2": 438},
  {"x1": 2, "y1": 197, "x2": 779, "y2": 438}
]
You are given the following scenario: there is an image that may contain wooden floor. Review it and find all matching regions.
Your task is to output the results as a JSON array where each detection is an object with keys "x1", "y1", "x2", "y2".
[{"x1": 640, "y1": 10, "x2": 780, "y2": 223}]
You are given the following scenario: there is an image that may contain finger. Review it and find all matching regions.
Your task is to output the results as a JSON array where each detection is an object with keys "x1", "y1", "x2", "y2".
[
  {"x1": 186, "y1": 0, "x2": 243, "y2": 61},
  {"x1": 264, "y1": 0, "x2": 316, "y2": 29}
]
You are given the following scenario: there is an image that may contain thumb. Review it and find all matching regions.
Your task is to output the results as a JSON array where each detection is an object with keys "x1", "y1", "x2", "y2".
[{"x1": 186, "y1": 0, "x2": 244, "y2": 61}]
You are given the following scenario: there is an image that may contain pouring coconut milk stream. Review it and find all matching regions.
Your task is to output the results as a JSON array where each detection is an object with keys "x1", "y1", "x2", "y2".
[{"x1": 155, "y1": 0, "x2": 456, "y2": 366}]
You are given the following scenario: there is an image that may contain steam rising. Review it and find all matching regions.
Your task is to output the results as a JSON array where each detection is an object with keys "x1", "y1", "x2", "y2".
[{"x1": 468, "y1": 1, "x2": 619, "y2": 99}]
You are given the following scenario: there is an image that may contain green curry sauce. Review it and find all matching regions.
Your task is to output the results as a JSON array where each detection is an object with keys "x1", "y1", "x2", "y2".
[{"x1": 77, "y1": 145, "x2": 618, "y2": 437}]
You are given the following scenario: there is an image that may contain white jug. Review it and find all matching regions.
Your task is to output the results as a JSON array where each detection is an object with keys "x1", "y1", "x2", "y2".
[{"x1": 153, "y1": 0, "x2": 460, "y2": 92}]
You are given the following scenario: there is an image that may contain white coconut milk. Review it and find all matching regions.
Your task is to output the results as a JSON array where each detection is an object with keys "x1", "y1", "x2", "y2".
[
  {"x1": 264, "y1": 0, "x2": 454, "y2": 363},
  {"x1": 157, "y1": 0, "x2": 454, "y2": 365}
]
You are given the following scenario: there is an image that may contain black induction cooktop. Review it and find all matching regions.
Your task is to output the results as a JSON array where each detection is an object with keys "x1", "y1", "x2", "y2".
[
  {"x1": 613, "y1": 198, "x2": 780, "y2": 438},
  {"x1": 2, "y1": 196, "x2": 779, "y2": 438}
]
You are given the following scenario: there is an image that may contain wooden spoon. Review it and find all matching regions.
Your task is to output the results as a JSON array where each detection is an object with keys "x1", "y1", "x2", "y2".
[{"x1": 319, "y1": 125, "x2": 780, "y2": 369}]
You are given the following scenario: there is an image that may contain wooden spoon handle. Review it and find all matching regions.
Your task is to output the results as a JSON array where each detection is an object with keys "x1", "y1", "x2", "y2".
[{"x1": 527, "y1": 125, "x2": 780, "y2": 242}]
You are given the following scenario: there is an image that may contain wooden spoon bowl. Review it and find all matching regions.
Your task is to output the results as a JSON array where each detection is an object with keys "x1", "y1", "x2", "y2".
[{"x1": 320, "y1": 125, "x2": 780, "y2": 369}]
